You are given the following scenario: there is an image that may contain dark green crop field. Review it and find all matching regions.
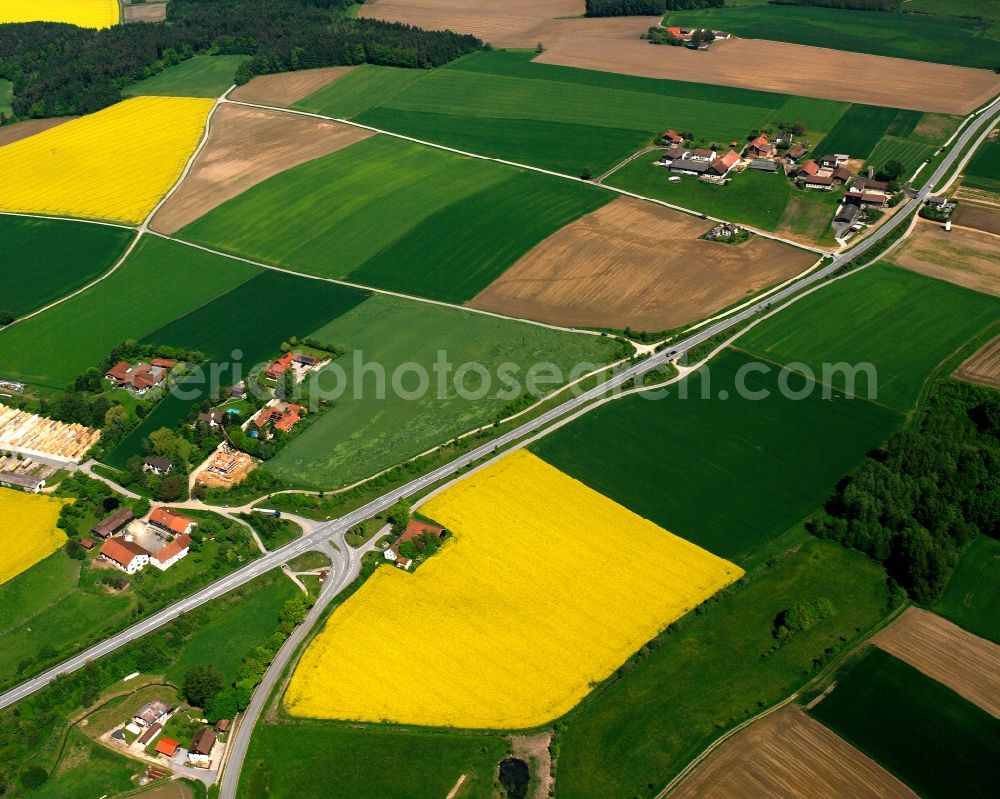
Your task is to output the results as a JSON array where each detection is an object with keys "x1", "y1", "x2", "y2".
[
  {"x1": 179, "y1": 135, "x2": 610, "y2": 303},
  {"x1": 811, "y1": 105, "x2": 901, "y2": 160},
  {"x1": 123, "y1": 55, "x2": 245, "y2": 99},
  {"x1": 933, "y1": 535, "x2": 1000, "y2": 644},
  {"x1": 963, "y1": 140, "x2": 1000, "y2": 193},
  {"x1": 663, "y1": 6, "x2": 1000, "y2": 69},
  {"x1": 240, "y1": 724, "x2": 506, "y2": 799},
  {"x1": 532, "y1": 348, "x2": 901, "y2": 560},
  {"x1": 738, "y1": 264, "x2": 1000, "y2": 412},
  {"x1": 810, "y1": 648, "x2": 1000, "y2": 799},
  {"x1": 556, "y1": 538, "x2": 890, "y2": 799},
  {"x1": 1, "y1": 216, "x2": 133, "y2": 318},
  {"x1": 294, "y1": 51, "x2": 852, "y2": 174}
]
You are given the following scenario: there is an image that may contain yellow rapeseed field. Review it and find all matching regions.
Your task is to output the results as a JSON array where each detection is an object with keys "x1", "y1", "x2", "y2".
[
  {"x1": 0, "y1": 1, "x2": 120, "y2": 28},
  {"x1": 0, "y1": 488, "x2": 66, "y2": 586},
  {"x1": 0, "y1": 96, "x2": 214, "y2": 224},
  {"x1": 286, "y1": 450, "x2": 743, "y2": 729}
]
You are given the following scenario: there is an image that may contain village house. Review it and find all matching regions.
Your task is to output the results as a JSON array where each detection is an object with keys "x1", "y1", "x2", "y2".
[
  {"x1": 151, "y1": 533, "x2": 192, "y2": 571},
  {"x1": 155, "y1": 737, "x2": 181, "y2": 758},
  {"x1": 660, "y1": 129, "x2": 684, "y2": 145},
  {"x1": 253, "y1": 402, "x2": 307, "y2": 435},
  {"x1": 150, "y1": 507, "x2": 197, "y2": 536},
  {"x1": 91, "y1": 506, "x2": 135, "y2": 539},
  {"x1": 659, "y1": 146, "x2": 689, "y2": 163},
  {"x1": 709, "y1": 149, "x2": 740, "y2": 178},
  {"x1": 835, "y1": 203, "x2": 861, "y2": 226},
  {"x1": 384, "y1": 519, "x2": 446, "y2": 571},
  {"x1": 143, "y1": 455, "x2": 172, "y2": 477},
  {"x1": 706, "y1": 222, "x2": 745, "y2": 241},
  {"x1": 100, "y1": 537, "x2": 151, "y2": 574},
  {"x1": 749, "y1": 158, "x2": 779, "y2": 173},
  {"x1": 105, "y1": 360, "x2": 175, "y2": 395},
  {"x1": 188, "y1": 727, "x2": 217, "y2": 766},
  {"x1": 786, "y1": 144, "x2": 808, "y2": 163},
  {"x1": 819, "y1": 154, "x2": 849, "y2": 169},
  {"x1": 831, "y1": 166, "x2": 853, "y2": 185},
  {"x1": 804, "y1": 175, "x2": 834, "y2": 190},
  {"x1": 797, "y1": 159, "x2": 820, "y2": 177},
  {"x1": 197, "y1": 409, "x2": 225, "y2": 428},
  {"x1": 80, "y1": 538, "x2": 96, "y2": 551},
  {"x1": 133, "y1": 700, "x2": 170, "y2": 728},
  {"x1": 137, "y1": 723, "x2": 163, "y2": 747},
  {"x1": 0, "y1": 471, "x2": 45, "y2": 493},
  {"x1": 226, "y1": 383, "x2": 247, "y2": 400},
  {"x1": 687, "y1": 148, "x2": 716, "y2": 162},
  {"x1": 746, "y1": 134, "x2": 773, "y2": 159}
]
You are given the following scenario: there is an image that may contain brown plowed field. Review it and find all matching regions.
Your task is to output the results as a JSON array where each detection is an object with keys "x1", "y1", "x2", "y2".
[
  {"x1": 873, "y1": 607, "x2": 1000, "y2": 718},
  {"x1": 533, "y1": 19, "x2": 1000, "y2": 115},
  {"x1": 890, "y1": 220, "x2": 1000, "y2": 296},
  {"x1": 0, "y1": 117, "x2": 75, "y2": 148},
  {"x1": 467, "y1": 196, "x2": 816, "y2": 332},
  {"x1": 359, "y1": 0, "x2": 584, "y2": 48},
  {"x1": 123, "y1": 1, "x2": 167, "y2": 23},
  {"x1": 228, "y1": 67, "x2": 356, "y2": 107},
  {"x1": 670, "y1": 704, "x2": 918, "y2": 799},
  {"x1": 151, "y1": 104, "x2": 373, "y2": 234},
  {"x1": 953, "y1": 203, "x2": 1000, "y2": 236},
  {"x1": 954, "y1": 335, "x2": 1000, "y2": 389}
]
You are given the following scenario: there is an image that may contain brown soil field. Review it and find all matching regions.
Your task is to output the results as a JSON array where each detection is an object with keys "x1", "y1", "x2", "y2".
[
  {"x1": 510, "y1": 731, "x2": 553, "y2": 799},
  {"x1": 954, "y1": 335, "x2": 1000, "y2": 389},
  {"x1": 228, "y1": 67, "x2": 356, "y2": 107},
  {"x1": 532, "y1": 19, "x2": 1000, "y2": 115},
  {"x1": 151, "y1": 104, "x2": 373, "y2": 234},
  {"x1": 0, "y1": 117, "x2": 75, "y2": 148},
  {"x1": 468, "y1": 196, "x2": 816, "y2": 332},
  {"x1": 359, "y1": 0, "x2": 584, "y2": 48},
  {"x1": 670, "y1": 704, "x2": 918, "y2": 799},
  {"x1": 873, "y1": 607, "x2": 1000, "y2": 718},
  {"x1": 890, "y1": 220, "x2": 1000, "y2": 296},
  {"x1": 123, "y1": 1, "x2": 167, "y2": 23},
  {"x1": 953, "y1": 203, "x2": 1000, "y2": 236},
  {"x1": 132, "y1": 782, "x2": 193, "y2": 799}
]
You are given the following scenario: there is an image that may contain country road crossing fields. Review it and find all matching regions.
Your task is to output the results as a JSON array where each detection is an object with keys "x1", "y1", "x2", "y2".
[{"x1": 284, "y1": 450, "x2": 743, "y2": 729}]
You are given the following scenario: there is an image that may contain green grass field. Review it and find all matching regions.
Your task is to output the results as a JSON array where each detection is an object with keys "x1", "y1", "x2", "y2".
[
  {"x1": 866, "y1": 136, "x2": 936, "y2": 177},
  {"x1": 0, "y1": 235, "x2": 259, "y2": 388},
  {"x1": 180, "y1": 136, "x2": 612, "y2": 303},
  {"x1": 239, "y1": 724, "x2": 506, "y2": 799},
  {"x1": 295, "y1": 51, "x2": 851, "y2": 174},
  {"x1": 933, "y1": 535, "x2": 1000, "y2": 644},
  {"x1": 663, "y1": 6, "x2": 1000, "y2": 69},
  {"x1": 264, "y1": 294, "x2": 620, "y2": 489},
  {"x1": 124, "y1": 55, "x2": 245, "y2": 98},
  {"x1": 738, "y1": 264, "x2": 1000, "y2": 412},
  {"x1": 165, "y1": 571, "x2": 298, "y2": 684},
  {"x1": 0, "y1": 215, "x2": 134, "y2": 318},
  {"x1": 30, "y1": 728, "x2": 138, "y2": 799},
  {"x1": 105, "y1": 267, "x2": 369, "y2": 467},
  {"x1": 556, "y1": 537, "x2": 890, "y2": 799},
  {"x1": 532, "y1": 349, "x2": 901, "y2": 560},
  {"x1": 812, "y1": 105, "x2": 901, "y2": 160},
  {"x1": 810, "y1": 648, "x2": 1000, "y2": 799},
  {"x1": 963, "y1": 139, "x2": 1000, "y2": 193}
]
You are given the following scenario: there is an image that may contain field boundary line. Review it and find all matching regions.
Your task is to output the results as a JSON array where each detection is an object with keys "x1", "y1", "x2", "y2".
[
  {"x1": 153, "y1": 232, "x2": 617, "y2": 341},
  {"x1": 222, "y1": 99, "x2": 825, "y2": 255},
  {"x1": 0, "y1": 210, "x2": 135, "y2": 231}
]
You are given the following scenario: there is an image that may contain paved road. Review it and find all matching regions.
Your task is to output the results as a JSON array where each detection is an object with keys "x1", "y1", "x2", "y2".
[{"x1": 0, "y1": 93, "x2": 996, "y2": 795}]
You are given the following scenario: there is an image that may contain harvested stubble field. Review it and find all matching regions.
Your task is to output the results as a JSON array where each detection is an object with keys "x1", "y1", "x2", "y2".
[
  {"x1": 0, "y1": 117, "x2": 75, "y2": 148},
  {"x1": 360, "y1": 0, "x2": 583, "y2": 48},
  {"x1": 468, "y1": 197, "x2": 816, "y2": 331},
  {"x1": 0, "y1": 97, "x2": 213, "y2": 224},
  {"x1": 531, "y1": 19, "x2": 998, "y2": 114},
  {"x1": 954, "y1": 335, "x2": 1000, "y2": 389},
  {"x1": 122, "y1": 1, "x2": 167, "y2": 23},
  {"x1": 0, "y1": 0, "x2": 119, "y2": 27},
  {"x1": 285, "y1": 451, "x2": 742, "y2": 728},
  {"x1": 152, "y1": 104, "x2": 373, "y2": 234},
  {"x1": 0, "y1": 489, "x2": 66, "y2": 586},
  {"x1": 669, "y1": 705, "x2": 918, "y2": 799},
  {"x1": 228, "y1": 66, "x2": 357, "y2": 107},
  {"x1": 889, "y1": 221, "x2": 1000, "y2": 297},
  {"x1": 873, "y1": 607, "x2": 1000, "y2": 717},
  {"x1": 952, "y1": 202, "x2": 1000, "y2": 236}
]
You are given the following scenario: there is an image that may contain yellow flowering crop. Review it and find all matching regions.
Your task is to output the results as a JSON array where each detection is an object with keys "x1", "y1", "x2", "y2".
[
  {"x1": 0, "y1": 488, "x2": 66, "y2": 586},
  {"x1": 286, "y1": 450, "x2": 743, "y2": 729},
  {"x1": 0, "y1": 1, "x2": 119, "y2": 28},
  {"x1": 0, "y1": 96, "x2": 214, "y2": 224}
]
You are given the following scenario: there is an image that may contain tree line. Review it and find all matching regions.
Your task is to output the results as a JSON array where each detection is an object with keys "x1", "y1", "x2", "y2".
[
  {"x1": 586, "y1": 0, "x2": 723, "y2": 17},
  {"x1": 771, "y1": 0, "x2": 900, "y2": 11},
  {"x1": 808, "y1": 380, "x2": 1000, "y2": 604},
  {"x1": 0, "y1": 0, "x2": 481, "y2": 119}
]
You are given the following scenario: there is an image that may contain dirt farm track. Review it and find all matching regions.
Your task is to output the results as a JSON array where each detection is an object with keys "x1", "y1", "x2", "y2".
[
  {"x1": 872, "y1": 607, "x2": 1000, "y2": 717},
  {"x1": 360, "y1": 0, "x2": 1000, "y2": 113},
  {"x1": 468, "y1": 197, "x2": 816, "y2": 332},
  {"x1": 668, "y1": 705, "x2": 919, "y2": 799}
]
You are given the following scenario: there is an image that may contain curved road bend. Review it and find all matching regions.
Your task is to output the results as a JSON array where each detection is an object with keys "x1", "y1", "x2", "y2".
[{"x1": 0, "y1": 97, "x2": 996, "y2": 793}]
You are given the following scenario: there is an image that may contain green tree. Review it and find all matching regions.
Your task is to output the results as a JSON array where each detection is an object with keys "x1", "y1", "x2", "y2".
[
  {"x1": 183, "y1": 665, "x2": 224, "y2": 709},
  {"x1": 387, "y1": 499, "x2": 411, "y2": 533},
  {"x1": 158, "y1": 474, "x2": 186, "y2": 502},
  {"x1": 19, "y1": 767, "x2": 47, "y2": 790}
]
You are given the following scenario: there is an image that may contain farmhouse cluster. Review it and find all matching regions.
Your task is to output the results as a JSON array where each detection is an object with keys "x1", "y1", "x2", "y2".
[{"x1": 94, "y1": 506, "x2": 196, "y2": 575}]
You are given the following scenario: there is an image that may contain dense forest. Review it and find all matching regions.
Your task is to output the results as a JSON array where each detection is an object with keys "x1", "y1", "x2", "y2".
[
  {"x1": 0, "y1": 0, "x2": 480, "y2": 119},
  {"x1": 585, "y1": 0, "x2": 723, "y2": 17},
  {"x1": 808, "y1": 380, "x2": 1000, "y2": 603},
  {"x1": 772, "y1": 0, "x2": 900, "y2": 11}
]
